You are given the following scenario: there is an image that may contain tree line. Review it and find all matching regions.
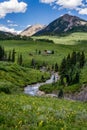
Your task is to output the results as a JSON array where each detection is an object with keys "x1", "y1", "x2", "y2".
[
  {"x1": 0, "y1": 33, "x2": 33, "y2": 41},
  {"x1": 59, "y1": 51, "x2": 85, "y2": 86},
  {"x1": 0, "y1": 46, "x2": 23, "y2": 65}
]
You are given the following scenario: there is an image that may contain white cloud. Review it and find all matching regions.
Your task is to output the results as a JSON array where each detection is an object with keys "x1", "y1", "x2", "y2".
[
  {"x1": 40, "y1": 0, "x2": 87, "y2": 15},
  {"x1": 40, "y1": 0, "x2": 56, "y2": 4},
  {"x1": 40, "y1": 0, "x2": 83, "y2": 8},
  {"x1": 0, "y1": 0, "x2": 27, "y2": 18},
  {"x1": 52, "y1": 5, "x2": 57, "y2": 10},
  {"x1": 0, "y1": 25, "x2": 22, "y2": 34},
  {"x1": 56, "y1": 0, "x2": 82, "y2": 9},
  {"x1": 79, "y1": 8, "x2": 87, "y2": 14},
  {"x1": 7, "y1": 20, "x2": 13, "y2": 23},
  {"x1": 8, "y1": 24, "x2": 18, "y2": 27}
]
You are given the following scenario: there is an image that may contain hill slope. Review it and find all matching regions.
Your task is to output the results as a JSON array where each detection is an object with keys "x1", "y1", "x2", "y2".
[
  {"x1": 20, "y1": 24, "x2": 45, "y2": 36},
  {"x1": 0, "y1": 31, "x2": 14, "y2": 39},
  {"x1": 35, "y1": 14, "x2": 87, "y2": 35},
  {"x1": 0, "y1": 94, "x2": 87, "y2": 130}
]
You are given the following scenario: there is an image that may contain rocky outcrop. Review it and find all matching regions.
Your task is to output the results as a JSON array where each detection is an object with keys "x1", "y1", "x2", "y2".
[
  {"x1": 35, "y1": 14, "x2": 87, "y2": 35},
  {"x1": 20, "y1": 24, "x2": 46, "y2": 36},
  {"x1": 64, "y1": 85, "x2": 87, "y2": 101}
]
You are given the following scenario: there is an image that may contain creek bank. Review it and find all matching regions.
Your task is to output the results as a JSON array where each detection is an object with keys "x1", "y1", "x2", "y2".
[
  {"x1": 64, "y1": 85, "x2": 87, "y2": 101},
  {"x1": 24, "y1": 73, "x2": 87, "y2": 101},
  {"x1": 24, "y1": 73, "x2": 59, "y2": 96}
]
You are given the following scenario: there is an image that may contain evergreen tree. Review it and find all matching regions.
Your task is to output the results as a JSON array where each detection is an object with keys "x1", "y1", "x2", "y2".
[
  {"x1": 66, "y1": 53, "x2": 71, "y2": 69},
  {"x1": 17, "y1": 54, "x2": 23, "y2": 65},
  {"x1": 0, "y1": 46, "x2": 5, "y2": 60},
  {"x1": 59, "y1": 51, "x2": 82, "y2": 86},
  {"x1": 71, "y1": 51, "x2": 77, "y2": 65},
  {"x1": 58, "y1": 89, "x2": 64, "y2": 98},
  {"x1": 76, "y1": 52, "x2": 80, "y2": 62},
  {"x1": 80, "y1": 51, "x2": 85, "y2": 68},
  {"x1": 52, "y1": 50, "x2": 54, "y2": 54},
  {"x1": 36, "y1": 49, "x2": 37, "y2": 54},
  {"x1": 41, "y1": 75, "x2": 45, "y2": 82},
  {"x1": 38, "y1": 50, "x2": 41, "y2": 55},
  {"x1": 4, "y1": 52, "x2": 7, "y2": 61},
  {"x1": 59, "y1": 58, "x2": 67, "y2": 85},
  {"x1": 76, "y1": 52, "x2": 81, "y2": 67},
  {"x1": 55, "y1": 63, "x2": 58, "y2": 72},
  {"x1": 12, "y1": 49, "x2": 16, "y2": 62},
  {"x1": 74, "y1": 72, "x2": 80, "y2": 84},
  {"x1": 60, "y1": 57, "x2": 67, "y2": 76},
  {"x1": 8, "y1": 51, "x2": 11, "y2": 61},
  {"x1": 2, "y1": 46, "x2": 5, "y2": 60},
  {"x1": 31, "y1": 58, "x2": 36, "y2": 68},
  {"x1": 52, "y1": 64, "x2": 54, "y2": 71}
]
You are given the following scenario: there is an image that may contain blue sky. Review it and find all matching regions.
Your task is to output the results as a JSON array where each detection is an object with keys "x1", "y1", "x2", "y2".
[{"x1": 0, "y1": 0, "x2": 87, "y2": 33}]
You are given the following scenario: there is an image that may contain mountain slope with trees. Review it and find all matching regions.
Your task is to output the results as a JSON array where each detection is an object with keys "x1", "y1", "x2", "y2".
[{"x1": 35, "y1": 14, "x2": 87, "y2": 35}]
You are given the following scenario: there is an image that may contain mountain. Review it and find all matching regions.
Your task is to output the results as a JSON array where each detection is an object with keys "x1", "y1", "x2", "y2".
[
  {"x1": 0, "y1": 31, "x2": 15, "y2": 40},
  {"x1": 20, "y1": 24, "x2": 46, "y2": 36},
  {"x1": 34, "y1": 14, "x2": 87, "y2": 35}
]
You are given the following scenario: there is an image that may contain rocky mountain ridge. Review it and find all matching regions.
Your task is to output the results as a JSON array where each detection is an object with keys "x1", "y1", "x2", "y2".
[{"x1": 34, "y1": 14, "x2": 87, "y2": 35}]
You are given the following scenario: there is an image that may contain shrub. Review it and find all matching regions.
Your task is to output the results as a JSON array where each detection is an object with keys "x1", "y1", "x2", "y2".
[{"x1": 0, "y1": 82, "x2": 12, "y2": 94}]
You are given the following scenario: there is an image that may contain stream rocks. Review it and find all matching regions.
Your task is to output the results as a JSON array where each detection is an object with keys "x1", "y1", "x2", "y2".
[{"x1": 64, "y1": 85, "x2": 87, "y2": 101}]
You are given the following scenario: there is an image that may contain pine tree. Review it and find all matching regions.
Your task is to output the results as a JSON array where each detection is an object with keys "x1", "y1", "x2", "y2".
[
  {"x1": 0, "y1": 46, "x2": 2, "y2": 60},
  {"x1": 76, "y1": 52, "x2": 81, "y2": 67},
  {"x1": 41, "y1": 75, "x2": 45, "y2": 82},
  {"x1": 8, "y1": 51, "x2": 11, "y2": 61},
  {"x1": 12, "y1": 49, "x2": 16, "y2": 62},
  {"x1": 0, "y1": 46, "x2": 5, "y2": 60},
  {"x1": 74, "y1": 72, "x2": 80, "y2": 83},
  {"x1": 80, "y1": 51, "x2": 85, "y2": 68},
  {"x1": 66, "y1": 53, "x2": 71, "y2": 69},
  {"x1": 71, "y1": 51, "x2": 77, "y2": 65},
  {"x1": 4, "y1": 52, "x2": 7, "y2": 61},
  {"x1": 2, "y1": 46, "x2": 5, "y2": 60},
  {"x1": 55, "y1": 63, "x2": 58, "y2": 72},
  {"x1": 59, "y1": 57, "x2": 66, "y2": 76},
  {"x1": 52, "y1": 64, "x2": 54, "y2": 71},
  {"x1": 17, "y1": 54, "x2": 23, "y2": 65},
  {"x1": 38, "y1": 50, "x2": 41, "y2": 55},
  {"x1": 31, "y1": 58, "x2": 36, "y2": 68},
  {"x1": 58, "y1": 89, "x2": 64, "y2": 98}
]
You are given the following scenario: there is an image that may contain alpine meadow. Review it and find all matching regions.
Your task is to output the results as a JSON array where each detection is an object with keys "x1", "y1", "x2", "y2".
[{"x1": 0, "y1": 1, "x2": 87, "y2": 130}]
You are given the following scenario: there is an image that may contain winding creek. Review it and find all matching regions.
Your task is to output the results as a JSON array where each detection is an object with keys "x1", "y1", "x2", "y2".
[
  {"x1": 24, "y1": 73, "x2": 59, "y2": 96},
  {"x1": 24, "y1": 73, "x2": 87, "y2": 101}
]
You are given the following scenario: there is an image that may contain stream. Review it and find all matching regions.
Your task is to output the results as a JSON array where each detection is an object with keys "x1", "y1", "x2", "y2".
[{"x1": 24, "y1": 73, "x2": 59, "y2": 96}]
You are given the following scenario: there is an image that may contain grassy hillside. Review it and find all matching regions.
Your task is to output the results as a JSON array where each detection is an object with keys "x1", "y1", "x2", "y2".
[
  {"x1": 0, "y1": 62, "x2": 49, "y2": 94},
  {"x1": 0, "y1": 33, "x2": 87, "y2": 129},
  {"x1": 0, "y1": 36, "x2": 87, "y2": 86},
  {"x1": 33, "y1": 32, "x2": 87, "y2": 45},
  {"x1": 0, "y1": 94, "x2": 87, "y2": 130}
]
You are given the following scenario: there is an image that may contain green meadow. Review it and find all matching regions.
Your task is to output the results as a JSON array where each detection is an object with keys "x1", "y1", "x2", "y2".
[
  {"x1": 0, "y1": 33, "x2": 87, "y2": 87},
  {"x1": 0, "y1": 62, "x2": 49, "y2": 94},
  {"x1": 33, "y1": 32, "x2": 87, "y2": 45},
  {"x1": 0, "y1": 32, "x2": 87, "y2": 129},
  {"x1": 0, "y1": 94, "x2": 87, "y2": 130}
]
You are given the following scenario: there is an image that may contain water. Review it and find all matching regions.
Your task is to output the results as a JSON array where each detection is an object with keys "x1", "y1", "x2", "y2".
[{"x1": 24, "y1": 73, "x2": 58, "y2": 96}]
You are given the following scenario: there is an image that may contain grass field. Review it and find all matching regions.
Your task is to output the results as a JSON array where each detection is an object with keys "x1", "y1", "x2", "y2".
[
  {"x1": 33, "y1": 32, "x2": 87, "y2": 45},
  {"x1": 0, "y1": 33, "x2": 87, "y2": 129},
  {"x1": 0, "y1": 62, "x2": 49, "y2": 94},
  {"x1": 0, "y1": 93, "x2": 87, "y2": 130},
  {"x1": 0, "y1": 33, "x2": 87, "y2": 86}
]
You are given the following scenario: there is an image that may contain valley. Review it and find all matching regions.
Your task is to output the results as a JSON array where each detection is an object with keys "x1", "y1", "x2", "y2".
[{"x1": 0, "y1": 13, "x2": 87, "y2": 130}]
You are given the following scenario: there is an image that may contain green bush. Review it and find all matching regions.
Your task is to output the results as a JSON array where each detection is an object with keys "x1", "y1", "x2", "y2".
[
  {"x1": 0, "y1": 62, "x2": 50, "y2": 93},
  {"x1": 0, "y1": 82, "x2": 12, "y2": 94}
]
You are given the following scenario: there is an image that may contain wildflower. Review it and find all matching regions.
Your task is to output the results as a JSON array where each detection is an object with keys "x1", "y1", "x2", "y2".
[
  {"x1": 18, "y1": 120, "x2": 22, "y2": 125},
  {"x1": 39, "y1": 120, "x2": 43, "y2": 127}
]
